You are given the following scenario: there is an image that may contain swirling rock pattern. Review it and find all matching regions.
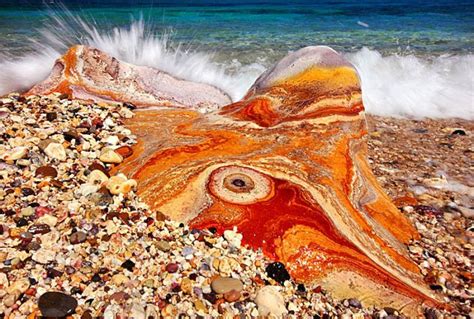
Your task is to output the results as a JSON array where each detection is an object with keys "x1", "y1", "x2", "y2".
[
  {"x1": 30, "y1": 45, "x2": 442, "y2": 315},
  {"x1": 28, "y1": 45, "x2": 231, "y2": 110}
]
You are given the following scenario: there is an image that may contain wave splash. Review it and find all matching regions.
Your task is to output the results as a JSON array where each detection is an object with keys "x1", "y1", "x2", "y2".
[{"x1": 0, "y1": 12, "x2": 472, "y2": 119}]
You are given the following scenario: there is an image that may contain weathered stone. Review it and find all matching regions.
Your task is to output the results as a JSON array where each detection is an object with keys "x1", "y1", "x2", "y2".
[
  {"x1": 255, "y1": 286, "x2": 287, "y2": 316},
  {"x1": 44, "y1": 142, "x2": 66, "y2": 161},
  {"x1": 38, "y1": 291, "x2": 78, "y2": 317},
  {"x1": 99, "y1": 148, "x2": 123, "y2": 164},
  {"x1": 210, "y1": 277, "x2": 243, "y2": 294}
]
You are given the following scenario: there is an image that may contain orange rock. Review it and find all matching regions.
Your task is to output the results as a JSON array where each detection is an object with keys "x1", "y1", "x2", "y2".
[{"x1": 32, "y1": 45, "x2": 444, "y2": 316}]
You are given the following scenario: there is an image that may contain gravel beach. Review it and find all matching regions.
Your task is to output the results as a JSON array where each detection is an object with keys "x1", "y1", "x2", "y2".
[{"x1": 0, "y1": 94, "x2": 472, "y2": 318}]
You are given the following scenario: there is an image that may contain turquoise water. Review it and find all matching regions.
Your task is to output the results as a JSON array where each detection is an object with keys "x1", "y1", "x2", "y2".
[{"x1": 0, "y1": 1, "x2": 473, "y2": 118}]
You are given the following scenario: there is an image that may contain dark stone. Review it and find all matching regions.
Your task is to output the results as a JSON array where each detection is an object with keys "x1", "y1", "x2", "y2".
[
  {"x1": 171, "y1": 282, "x2": 181, "y2": 293},
  {"x1": 166, "y1": 263, "x2": 179, "y2": 273},
  {"x1": 58, "y1": 93, "x2": 69, "y2": 100},
  {"x1": 121, "y1": 259, "x2": 135, "y2": 272},
  {"x1": 451, "y1": 129, "x2": 466, "y2": 136},
  {"x1": 16, "y1": 96, "x2": 27, "y2": 103},
  {"x1": 123, "y1": 102, "x2": 137, "y2": 110},
  {"x1": 384, "y1": 307, "x2": 398, "y2": 315},
  {"x1": 231, "y1": 179, "x2": 246, "y2": 187},
  {"x1": 35, "y1": 166, "x2": 58, "y2": 178},
  {"x1": 16, "y1": 218, "x2": 29, "y2": 227},
  {"x1": 297, "y1": 283, "x2": 306, "y2": 292},
  {"x1": 347, "y1": 298, "x2": 362, "y2": 308},
  {"x1": 189, "y1": 273, "x2": 198, "y2": 281},
  {"x1": 413, "y1": 128, "x2": 428, "y2": 134},
  {"x1": 65, "y1": 266, "x2": 76, "y2": 275},
  {"x1": 265, "y1": 262, "x2": 290, "y2": 285},
  {"x1": 81, "y1": 310, "x2": 93, "y2": 319},
  {"x1": 28, "y1": 224, "x2": 51, "y2": 235},
  {"x1": 26, "y1": 241, "x2": 41, "y2": 251},
  {"x1": 70, "y1": 231, "x2": 87, "y2": 245},
  {"x1": 46, "y1": 112, "x2": 57, "y2": 122},
  {"x1": 21, "y1": 188, "x2": 35, "y2": 196},
  {"x1": 47, "y1": 268, "x2": 63, "y2": 279},
  {"x1": 91, "y1": 273, "x2": 101, "y2": 282},
  {"x1": 38, "y1": 292, "x2": 77, "y2": 317},
  {"x1": 63, "y1": 130, "x2": 81, "y2": 143},
  {"x1": 203, "y1": 292, "x2": 217, "y2": 304}
]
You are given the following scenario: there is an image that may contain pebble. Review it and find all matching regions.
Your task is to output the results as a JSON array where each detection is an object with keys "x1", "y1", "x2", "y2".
[
  {"x1": 255, "y1": 286, "x2": 288, "y2": 316},
  {"x1": 166, "y1": 263, "x2": 179, "y2": 273},
  {"x1": 44, "y1": 142, "x2": 67, "y2": 161},
  {"x1": 37, "y1": 214, "x2": 58, "y2": 227},
  {"x1": 28, "y1": 223, "x2": 51, "y2": 235},
  {"x1": 106, "y1": 174, "x2": 137, "y2": 195},
  {"x1": 2, "y1": 146, "x2": 28, "y2": 161},
  {"x1": 88, "y1": 169, "x2": 109, "y2": 186},
  {"x1": 265, "y1": 262, "x2": 290, "y2": 285},
  {"x1": 223, "y1": 228, "x2": 243, "y2": 248},
  {"x1": 99, "y1": 148, "x2": 123, "y2": 163},
  {"x1": 210, "y1": 277, "x2": 243, "y2": 294},
  {"x1": 121, "y1": 259, "x2": 136, "y2": 271},
  {"x1": 155, "y1": 240, "x2": 171, "y2": 252},
  {"x1": 70, "y1": 231, "x2": 87, "y2": 244},
  {"x1": 38, "y1": 291, "x2": 78, "y2": 317},
  {"x1": 35, "y1": 165, "x2": 58, "y2": 178}
]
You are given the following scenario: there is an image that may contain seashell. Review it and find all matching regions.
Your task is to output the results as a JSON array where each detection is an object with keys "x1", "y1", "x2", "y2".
[{"x1": 105, "y1": 174, "x2": 137, "y2": 195}]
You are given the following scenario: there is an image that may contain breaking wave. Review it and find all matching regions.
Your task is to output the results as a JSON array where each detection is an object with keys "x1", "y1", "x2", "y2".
[{"x1": 0, "y1": 11, "x2": 472, "y2": 119}]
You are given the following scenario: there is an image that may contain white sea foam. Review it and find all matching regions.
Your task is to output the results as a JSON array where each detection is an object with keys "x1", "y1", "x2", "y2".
[{"x1": 0, "y1": 14, "x2": 472, "y2": 119}]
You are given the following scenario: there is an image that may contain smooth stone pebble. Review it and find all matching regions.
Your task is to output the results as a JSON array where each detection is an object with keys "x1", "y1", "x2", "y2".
[
  {"x1": 165, "y1": 263, "x2": 179, "y2": 273},
  {"x1": 88, "y1": 169, "x2": 109, "y2": 185},
  {"x1": 100, "y1": 148, "x2": 123, "y2": 164},
  {"x1": 348, "y1": 298, "x2": 362, "y2": 308},
  {"x1": 38, "y1": 291, "x2": 78, "y2": 317},
  {"x1": 265, "y1": 262, "x2": 290, "y2": 285},
  {"x1": 255, "y1": 286, "x2": 288, "y2": 316},
  {"x1": 28, "y1": 224, "x2": 51, "y2": 235},
  {"x1": 44, "y1": 142, "x2": 66, "y2": 161},
  {"x1": 155, "y1": 240, "x2": 171, "y2": 252},
  {"x1": 210, "y1": 277, "x2": 243, "y2": 294},
  {"x1": 70, "y1": 231, "x2": 87, "y2": 244},
  {"x1": 38, "y1": 139, "x2": 56, "y2": 151},
  {"x1": 35, "y1": 165, "x2": 58, "y2": 178},
  {"x1": 20, "y1": 206, "x2": 35, "y2": 217},
  {"x1": 2, "y1": 146, "x2": 28, "y2": 161}
]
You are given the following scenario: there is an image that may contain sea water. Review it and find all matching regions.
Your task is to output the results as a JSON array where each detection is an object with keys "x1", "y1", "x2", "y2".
[{"x1": 0, "y1": 0, "x2": 472, "y2": 118}]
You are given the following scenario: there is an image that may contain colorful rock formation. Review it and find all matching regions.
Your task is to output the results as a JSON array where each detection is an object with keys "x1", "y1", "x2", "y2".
[
  {"x1": 27, "y1": 45, "x2": 231, "y2": 110},
  {"x1": 30, "y1": 45, "x2": 443, "y2": 315}
]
